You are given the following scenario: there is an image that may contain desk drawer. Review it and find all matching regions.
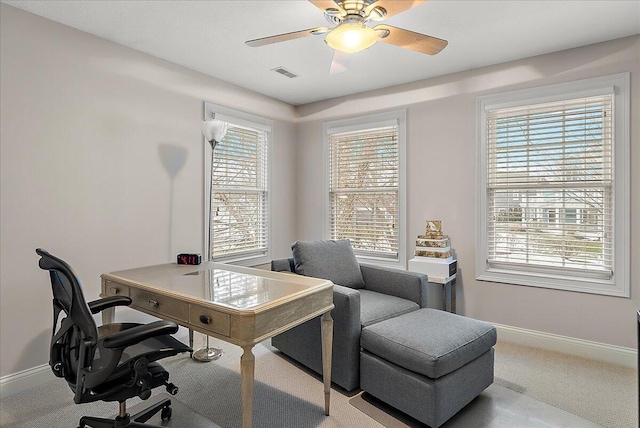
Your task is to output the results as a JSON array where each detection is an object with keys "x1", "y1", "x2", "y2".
[
  {"x1": 189, "y1": 305, "x2": 230, "y2": 337},
  {"x1": 130, "y1": 288, "x2": 189, "y2": 322},
  {"x1": 104, "y1": 282, "x2": 130, "y2": 298}
]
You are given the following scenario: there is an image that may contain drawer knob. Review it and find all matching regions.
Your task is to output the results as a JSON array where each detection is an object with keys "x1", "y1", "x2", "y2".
[
  {"x1": 110, "y1": 287, "x2": 119, "y2": 294},
  {"x1": 149, "y1": 299, "x2": 159, "y2": 308},
  {"x1": 199, "y1": 315, "x2": 211, "y2": 325}
]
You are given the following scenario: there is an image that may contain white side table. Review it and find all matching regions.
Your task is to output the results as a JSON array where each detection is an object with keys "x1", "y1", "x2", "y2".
[
  {"x1": 408, "y1": 257, "x2": 458, "y2": 313},
  {"x1": 428, "y1": 274, "x2": 457, "y2": 313}
]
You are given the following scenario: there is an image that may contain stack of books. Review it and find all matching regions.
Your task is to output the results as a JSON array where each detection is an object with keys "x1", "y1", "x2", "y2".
[
  {"x1": 409, "y1": 220, "x2": 457, "y2": 279},
  {"x1": 414, "y1": 220, "x2": 452, "y2": 259}
]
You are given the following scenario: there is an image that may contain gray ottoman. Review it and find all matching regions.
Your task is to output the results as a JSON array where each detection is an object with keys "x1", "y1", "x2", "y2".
[{"x1": 360, "y1": 309, "x2": 497, "y2": 427}]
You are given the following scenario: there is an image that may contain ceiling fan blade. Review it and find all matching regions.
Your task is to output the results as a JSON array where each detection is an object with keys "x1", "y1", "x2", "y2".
[
  {"x1": 329, "y1": 50, "x2": 350, "y2": 74},
  {"x1": 246, "y1": 27, "x2": 328, "y2": 47},
  {"x1": 365, "y1": 0, "x2": 428, "y2": 20},
  {"x1": 308, "y1": 0, "x2": 347, "y2": 16},
  {"x1": 374, "y1": 24, "x2": 447, "y2": 55}
]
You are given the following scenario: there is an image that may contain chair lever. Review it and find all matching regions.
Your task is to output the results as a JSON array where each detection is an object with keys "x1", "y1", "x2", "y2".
[{"x1": 126, "y1": 357, "x2": 152, "y2": 400}]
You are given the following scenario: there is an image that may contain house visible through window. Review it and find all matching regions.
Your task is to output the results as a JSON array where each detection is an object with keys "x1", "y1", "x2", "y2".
[
  {"x1": 476, "y1": 74, "x2": 629, "y2": 297},
  {"x1": 325, "y1": 110, "x2": 406, "y2": 267},
  {"x1": 204, "y1": 104, "x2": 271, "y2": 266}
]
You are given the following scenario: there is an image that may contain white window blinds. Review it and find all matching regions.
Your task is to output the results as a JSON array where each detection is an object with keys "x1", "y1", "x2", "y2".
[
  {"x1": 486, "y1": 94, "x2": 613, "y2": 280},
  {"x1": 210, "y1": 123, "x2": 269, "y2": 260},
  {"x1": 328, "y1": 124, "x2": 399, "y2": 258}
]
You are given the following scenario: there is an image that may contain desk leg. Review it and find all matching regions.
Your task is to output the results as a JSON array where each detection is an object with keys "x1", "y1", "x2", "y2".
[
  {"x1": 102, "y1": 307, "x2": 115, "y2": 325},
  {"x1": 241, "y1": 345, "x2": 255, "y2": 428},
  {"x1": 321, "y1": 311, "x2": 333, "y2": 416}
]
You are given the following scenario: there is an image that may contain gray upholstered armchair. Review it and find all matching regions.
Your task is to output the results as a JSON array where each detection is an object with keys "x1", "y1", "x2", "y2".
[{"x1": 271, "y1": 239, "x2": 429, "y2": 391}]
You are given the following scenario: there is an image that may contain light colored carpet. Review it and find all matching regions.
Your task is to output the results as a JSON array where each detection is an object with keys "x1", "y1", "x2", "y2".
[
  {"x1": 493, "y1": 341, "x2": 638, "y2": 428},
  {"x1": 127, "y1": 393, "x2": 223, "y2": 428},
  {"x1": 349, "y1": 384, "x2": 601, "y2": 428},
  {"x1": 0, "y1": 337, "x2": 636, "y2": 428}
]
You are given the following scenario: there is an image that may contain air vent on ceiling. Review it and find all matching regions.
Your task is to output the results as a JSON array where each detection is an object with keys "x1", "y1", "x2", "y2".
[{"x1": 272, "y1": 66, "x2": 299, "y2": 79}]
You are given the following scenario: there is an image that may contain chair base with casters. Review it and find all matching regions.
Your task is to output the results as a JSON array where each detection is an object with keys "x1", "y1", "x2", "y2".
[
  {"x1": 75, "y1": 360, "x2": 180, "y2": 428},
  {"x1": 78, "y1": 394, "x2": 173, "y2": 428},
  {"x1": 36, "y1": 249, "x2": 192, "y2": 428}
]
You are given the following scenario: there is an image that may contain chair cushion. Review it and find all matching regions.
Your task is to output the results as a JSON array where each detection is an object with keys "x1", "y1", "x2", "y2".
[
  {"x1": 359, "y1": 290, "x2": 419, "y2": 327},
  {"x1": 292, "y1": 239, "x2": 365, "y2": 289},
  {"x1": 360, "y1": 309, "x2": 497, "y2": 379}
]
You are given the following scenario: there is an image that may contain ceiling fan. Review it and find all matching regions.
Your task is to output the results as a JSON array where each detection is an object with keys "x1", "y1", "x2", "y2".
[{"x1": 246, "y1": 0, "x2": 448, "y2": 74}]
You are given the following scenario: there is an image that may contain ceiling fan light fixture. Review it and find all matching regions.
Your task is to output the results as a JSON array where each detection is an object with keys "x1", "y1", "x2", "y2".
[{"x1": 325, "y1": 22, "x2": 378, "y2": 53}]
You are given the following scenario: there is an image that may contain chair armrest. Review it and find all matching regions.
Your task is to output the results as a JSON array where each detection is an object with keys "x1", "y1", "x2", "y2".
[
  {"x1": 102, "y1": 320, "x2": 178, "y2": 349},
  {"x1": 87, "y1": 296, "x2": 132, "y2": 314},
  {"x1": 329, "y1": 284, "x2": 362, "y2": 389},
  {"x1": 332, "y1": 284, "x2": 361, "y2": 329},
  {"x1": 360, "y1": 264, "x2": 428, "y2": 308},
  {"x1": 271, "y1": 258, "x2": 295, "y2": 272},
  {"x1": 271, "y1": 283, "x2": 362, "y2": 390}
]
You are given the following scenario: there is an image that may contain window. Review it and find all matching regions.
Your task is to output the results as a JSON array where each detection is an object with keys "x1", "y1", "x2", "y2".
[
  {"x1": 477, "y1": 73, "x2": 629, "y2": 296},
  {"x1": 204, "y1": 103, "x2": 272, "y2": 266},
  {"x1": 324, "y1": 110, "x2": 406, "y2": 268}
]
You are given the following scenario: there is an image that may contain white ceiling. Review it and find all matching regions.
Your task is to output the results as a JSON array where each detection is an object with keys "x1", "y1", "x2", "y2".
[{"x1": 4, "y1": 1, "x2": 639, "y2": 106}]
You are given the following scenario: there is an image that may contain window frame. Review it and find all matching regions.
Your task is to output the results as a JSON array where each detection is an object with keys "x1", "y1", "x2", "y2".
[
  {"x1": 476, "y1": 73, "x2": 630, "y2": 297},
  {"x1": 323, "y1": 110, "x2": 407, "y2": 269},
  {"x1": 203, "y1": 102, "x2": 273, "y2": 267}
]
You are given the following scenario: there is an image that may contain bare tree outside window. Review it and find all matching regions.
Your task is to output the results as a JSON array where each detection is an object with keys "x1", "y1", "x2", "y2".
[
  {"x1": 329, "y1": 125, "x2": 399, "y2": 259},
  {"x1": 210, "y1": 125, "x2": 268, "y2": 260}
]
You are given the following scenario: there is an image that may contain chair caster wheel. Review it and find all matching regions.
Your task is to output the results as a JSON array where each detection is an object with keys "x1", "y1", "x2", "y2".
[
  {"x1": 165, "y1": 382, "x2": 179, "y2": 395},
  {"x1": 161, "y1": 405, "x2": 172, "y2": 421}
]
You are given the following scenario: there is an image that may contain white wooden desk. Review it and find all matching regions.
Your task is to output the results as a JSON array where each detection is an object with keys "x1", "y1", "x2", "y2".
[{"x1": 100, "y1": 263, "x2": 334, "y2": 428}]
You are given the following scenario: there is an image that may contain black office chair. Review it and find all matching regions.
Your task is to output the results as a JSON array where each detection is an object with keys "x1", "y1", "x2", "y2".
[{"x1": 36, "y1": 249, "x2": 192, "y2": 428}]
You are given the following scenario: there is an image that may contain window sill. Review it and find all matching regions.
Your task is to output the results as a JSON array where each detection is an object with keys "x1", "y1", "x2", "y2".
[
  {"x1": 213, "y1": 253, "x2": 271, "y2": 268},
  {"x1": 356, "y1": 255, "x2": 404, "y2": 270},
  {"x1": 476, "y1": 267, "x2": 629, "y2": 298}
]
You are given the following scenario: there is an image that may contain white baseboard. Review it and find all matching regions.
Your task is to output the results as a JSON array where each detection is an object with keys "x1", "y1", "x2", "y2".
[
  {"x1": 0, "y1": 364, "x2": 56, "y2": 399},
  {"x1": 493, "y1": 323, "x2": 637, "y2": 369}
]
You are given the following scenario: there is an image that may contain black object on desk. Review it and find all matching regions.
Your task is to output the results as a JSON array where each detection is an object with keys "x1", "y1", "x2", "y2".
[{"x1": 177, "y1": 253, "x2": 202, "y2": 265}]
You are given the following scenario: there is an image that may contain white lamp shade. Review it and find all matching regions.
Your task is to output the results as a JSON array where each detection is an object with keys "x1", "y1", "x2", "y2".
[
  {"x1": 325, "y1": 23, "x2": 378, "y2": 53},
  {"x1": 201, "y1": 119, "x2": 228, "y2": 144}
]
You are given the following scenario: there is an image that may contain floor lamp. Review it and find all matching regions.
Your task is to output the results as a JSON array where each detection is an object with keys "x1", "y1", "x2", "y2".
[{"x1": 193, "y1": 115, "x2": 228, "y2": 362}]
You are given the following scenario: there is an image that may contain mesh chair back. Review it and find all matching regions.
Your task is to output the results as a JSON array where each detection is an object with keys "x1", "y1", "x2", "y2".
[{"x1": 36, "y1": 249, "x2": 98, "y2": 382}]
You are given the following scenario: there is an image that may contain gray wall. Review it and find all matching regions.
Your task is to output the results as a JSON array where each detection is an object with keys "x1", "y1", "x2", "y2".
[
  {"x1": 1, "y1": 3, "x2": 638, "y2": 380},
  {"x1": 295, "y1": 35, "x2": 639, "y2": 348},
  {"x1": 0, "y1": 4, "x2": 298, "y2": 377}
]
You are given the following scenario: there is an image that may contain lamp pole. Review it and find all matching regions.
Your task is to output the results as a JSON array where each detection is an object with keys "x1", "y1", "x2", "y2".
[{"x1": 193, "y1": 117, "x2": 228, "y2": 362}]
